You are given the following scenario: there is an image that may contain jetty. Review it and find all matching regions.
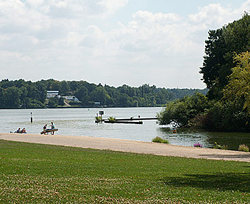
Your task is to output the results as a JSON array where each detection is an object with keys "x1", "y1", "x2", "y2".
[
  {"x1": 104, "y1": 120, "x2": 143, "y2": 124},
  {"x1": 115, "y1": 117, "x2": 157, "y2": 121},
  {"x1": 95, "y1": 117, "x2": 157, "y2": 124}
]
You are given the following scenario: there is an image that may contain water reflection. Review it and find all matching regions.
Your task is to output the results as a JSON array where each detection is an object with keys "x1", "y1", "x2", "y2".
[{"x1": 158, "y1": 127, "x2": 250, "y2": 150}]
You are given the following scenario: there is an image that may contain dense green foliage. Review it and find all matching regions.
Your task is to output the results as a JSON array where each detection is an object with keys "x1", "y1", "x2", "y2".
[
  {"x1": 152, "y1": 136, "x2": 169, "y2": 144},
  {"x1": 158, "y1": 93, "x2": 209, "y2": 127},
  {"x1": 0, "y1": 80, "x2": 46, "y2": 109},
  {"x1": 0, "y1": 79, "x2": 207, "y2": 109},
  {"x1": 223, "y1": 51, "x2": 250, "y2": 114},
  {"x1": 159, "y1": 14, "x2": 250, "y2": 132},
  {"x1": 200, "y1": 13, "x2": 249, "y2": 99},
  {"x1": 0, "y1": 140, "x2": 249, "y2": 203},
  {"x1": 158, "y1": 91, "x2": 249, "y2": 131},
  {"x1": 238, "y1": 144, "x2": 249, "y2": 152}
]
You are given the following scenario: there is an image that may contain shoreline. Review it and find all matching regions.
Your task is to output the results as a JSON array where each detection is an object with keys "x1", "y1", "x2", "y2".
[{"x1": 0, "y1": 133, "x2": 249, "y2": 163}]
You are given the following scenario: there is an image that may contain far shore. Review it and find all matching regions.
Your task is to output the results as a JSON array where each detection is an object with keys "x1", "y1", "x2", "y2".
[{"x1": 0, "y1": 133, "x2": 249, "y2": 163}]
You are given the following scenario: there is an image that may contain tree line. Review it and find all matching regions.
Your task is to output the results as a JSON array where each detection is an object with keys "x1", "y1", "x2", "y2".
[
  {"x1": 158, "y1": 13, "x2": 249, "y2": 132},
  {"x1": 0, "y1": 79, "x2": 207, "y2": 109}
]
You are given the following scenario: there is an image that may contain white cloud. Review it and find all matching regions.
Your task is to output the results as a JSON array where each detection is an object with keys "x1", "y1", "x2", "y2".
[
  {"x1": 98, "y1": 0, "x2": 128, "y2": 15},
  {"x1": 133, "y1": 10, "x2": 180, "y2": 23},
  {"x1": 0, "y1": 0, "x2": 249, "y2": 88},
  {"x1": 188, "y1": 2, "x2": 249, "y2": 29},
  {"x1": 26, "y1": 0, "x2": 44, "y2": 7}
]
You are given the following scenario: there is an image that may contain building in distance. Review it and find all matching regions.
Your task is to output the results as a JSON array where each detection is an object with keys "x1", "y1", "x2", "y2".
[
  {"x1": 47, "y1": 91, "x2": 59, "y2": 98},
  {"x1": 62, "y1": 96, "x2": 80, "y2": 102}
]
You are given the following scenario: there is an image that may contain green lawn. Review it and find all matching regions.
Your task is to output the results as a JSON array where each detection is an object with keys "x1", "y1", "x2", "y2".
[{"x1": 0, "y1": 140, "x2": 249, "y2": 203}]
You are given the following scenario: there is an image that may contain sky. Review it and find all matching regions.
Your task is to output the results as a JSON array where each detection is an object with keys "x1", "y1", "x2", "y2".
[{"x1": 0, "y1": 0, "x2": 249, "y2": 88}]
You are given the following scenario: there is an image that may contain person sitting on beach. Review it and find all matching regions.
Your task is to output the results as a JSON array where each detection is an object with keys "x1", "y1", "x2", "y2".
[
  {"x1": 50, "y1": 122, "x2": 55, "y2": 135},
  {"x1": 51, "y1": 122, "x2": 55, "y2": 129},
  {"x1": 43, "y1": 124, "x2": 47, "y2": 134},
  {"x1": 15, "y1": 128, "x2": 21, "y2": 133},
  {"x1": 21, "y1": 128, "x2": 26, "y2": 133}
]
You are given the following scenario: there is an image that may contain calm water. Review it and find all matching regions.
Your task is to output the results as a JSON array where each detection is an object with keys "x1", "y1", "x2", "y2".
[{"x1": 0, "y1": 107, "x2": 249, "y2": 150}]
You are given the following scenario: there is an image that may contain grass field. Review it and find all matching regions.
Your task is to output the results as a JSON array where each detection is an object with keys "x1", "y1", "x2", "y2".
[{"x1": 0, "y1": 140, "x2": 249, "y2": 203}]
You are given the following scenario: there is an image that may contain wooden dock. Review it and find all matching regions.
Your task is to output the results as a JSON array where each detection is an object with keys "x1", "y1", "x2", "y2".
[
  {"x1": 104, "y1": 120, "x2": 143, "y2": 124},
  {"x1": 115, "y1": 117, "x2": 157, "y2": 121},
  {"x1": 95, "y1": 117, "x2": 157, "y2": 124}
]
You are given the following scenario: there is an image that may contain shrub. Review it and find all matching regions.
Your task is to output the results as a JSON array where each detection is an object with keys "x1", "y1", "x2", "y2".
[
  {"x1": 152, "y1": 137, "x2": 169, "y2": 144},
  {"x1": 213, "y1": 142, "x2": 228, "y2": 150},
  {"x1": 108, "y1": 117, "x2": 116, "y2": 123},
  {"x1": 157, "y1": 93, "x2": 209, "y2": 127},
  {"x1": 238, "y1": 144, "x2": 249, "y2": 152},
  {"x1": 95, "y1": 116, "x2": 102, "y2": 123}
]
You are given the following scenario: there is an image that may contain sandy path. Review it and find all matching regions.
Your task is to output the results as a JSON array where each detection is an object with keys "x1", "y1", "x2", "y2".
[{"x1": 0, "y1": 133, "x2": 249, "y2": 162}]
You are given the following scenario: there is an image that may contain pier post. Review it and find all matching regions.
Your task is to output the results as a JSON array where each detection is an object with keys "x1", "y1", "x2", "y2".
[{"x1": 30, "y1": 112, "x2": 33, "y2": 123}]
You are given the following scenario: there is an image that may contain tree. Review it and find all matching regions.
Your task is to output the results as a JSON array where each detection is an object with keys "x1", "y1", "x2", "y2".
[
  {"x1": 200, "y1": 13, "x2": 250, "y2": 99},
  {"x1": 75, "y1": 86, "x2": 88, "y2": 104},
  {"x1": 60, "y1": 81, "x2": 70, "y2": 95},
  {"x1": 0, "y1": 79, "x2": 208, "y2": 108},
  {"x1": 3, "y1": 87, "x2": 21, "y2": 108},
  {"x1": 89, "y1": 87, "x2": 111, "y2": 105},
  {"x1": 158, "y1": 93, "x2": 209, "y2": 127},
  {"x1": 223, "y1": 52, "x2": 250, "y2": 114},
  {"x1": 58, "y1": 97, "x2": 65, "y2": 106},
  {"x1": 48, "y1": 97, "x2": 58, "y2": 108},
  {"x1": 0, "y1": 88, "x2": 5, "y2": 108}
]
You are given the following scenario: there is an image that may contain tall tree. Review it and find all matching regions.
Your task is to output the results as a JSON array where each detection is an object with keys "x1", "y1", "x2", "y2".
[
  {"x1": 3, "y1": 87, "x2": 21, "y2": 108},
  {"x1": 75, "y1": 86, "x2": 89, "y2": 104},
  {"x1": 223, "y1": 51, "x2": 250, "y2": 114},
  {"x1": 200, "y1": 13, "x2": 250, "y2": 99}
]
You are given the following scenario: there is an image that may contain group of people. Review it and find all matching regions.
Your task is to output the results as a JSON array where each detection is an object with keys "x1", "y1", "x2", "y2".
[
  {"x1": 42, "y1": 122, "x2": 56, "y2": 135},
  {"x1": 15, "y1": 128, "x2": 26, "y2": 133},
  {"x1": 13, "y1": 122, "x2": 56, "y2": 135}
]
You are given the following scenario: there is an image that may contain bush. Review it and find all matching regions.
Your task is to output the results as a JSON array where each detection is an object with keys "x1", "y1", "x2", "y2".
[
  {"x1": 213, "y1": 142, "x2": 228, "y2": 150},
  {"x1": 158, "y1": 92, "x2": 250, "y2": 132},
  {"x1": 205, "y1": 100, "x2": 249, "y2": 131},
  {"x1": 152, "y1": 137, "x2": 169, "y2": 144},
  {"x1": 158, "y1": 93, "x2": 209, "y2": 127},
  {"x1": 95, "y1": 116, "x2": 102, "y2": 123},
  {"x1": 108, "y1": 117, "x2": 116, "y2": 123},
  {"x1": 238, "y1": 144, "x2": 249, "y2": 152}
]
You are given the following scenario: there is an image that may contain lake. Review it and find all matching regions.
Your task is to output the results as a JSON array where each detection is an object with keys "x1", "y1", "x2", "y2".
[{"x1": 0, "y1": 107, "x2": 249, "y2": 150}]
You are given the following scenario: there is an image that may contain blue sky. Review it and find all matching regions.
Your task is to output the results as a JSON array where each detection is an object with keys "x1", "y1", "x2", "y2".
[{"x1": 0, "y1": 0, "x2": 249, "y2": 88}]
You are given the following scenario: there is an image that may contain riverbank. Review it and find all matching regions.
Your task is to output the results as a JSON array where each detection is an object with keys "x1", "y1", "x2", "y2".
[{"x1": 0, "y1": 133, "x2": 249, "y2": 162}]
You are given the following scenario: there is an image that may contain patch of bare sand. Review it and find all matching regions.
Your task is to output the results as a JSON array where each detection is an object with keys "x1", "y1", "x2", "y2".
[{"x1": 0, "y1": 133, "x2": 249, "y2": 162}]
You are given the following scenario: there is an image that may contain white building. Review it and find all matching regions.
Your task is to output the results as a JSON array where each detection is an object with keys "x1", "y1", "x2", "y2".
[
  {"x1": 47, "y1": 91, "x2": 59, "y2": 98},
  {"x1": 62, "y1": 96, "x2": 80, "y2": 102}
]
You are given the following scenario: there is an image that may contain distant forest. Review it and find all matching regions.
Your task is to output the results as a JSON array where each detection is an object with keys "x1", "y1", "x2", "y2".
[{"x1": 0, "y1": 79, "x2": 207, "y2": 109}]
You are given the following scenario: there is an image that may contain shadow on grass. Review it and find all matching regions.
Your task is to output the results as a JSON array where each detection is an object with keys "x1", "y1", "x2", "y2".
[{"x1": 162, "y1": 173, "x2": 250, "y2": 192}]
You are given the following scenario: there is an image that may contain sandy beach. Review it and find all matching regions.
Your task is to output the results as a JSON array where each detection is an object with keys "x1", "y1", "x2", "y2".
[{"x1": 0, "y1": 133, "x2": 249, "y2": 162}]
